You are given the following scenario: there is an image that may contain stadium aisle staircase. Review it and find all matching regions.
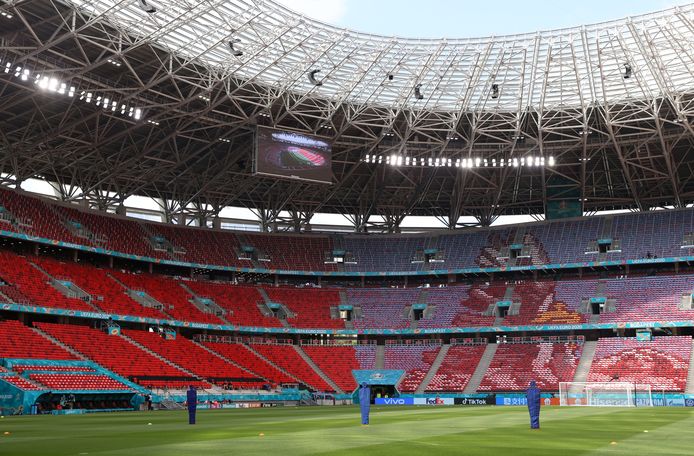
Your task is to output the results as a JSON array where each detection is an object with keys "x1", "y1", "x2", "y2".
[
  {"x1": 687, "y1": 339, "x2": 694, "y2": 394},
  {"x1": 425, "y1": 344, "x2": 488, "y2": 393},
  {"x1": 415, "y1": 344, "x2": 450, "y2": 393},
  {"x1": 292, "y1": 345, "x2": 343, "y2": 393},
  {"x1": 375, "y1": 345, "x2": 385, "y2": 369},
  {"x1": 300, "y1": 345, "x2": 359, "y2": 393},
  {"x1": 463, "y1": 343, "x2": 498, "y2": 394},
  {"x1": 36, "y1": 323, "x2": 208, "y2": 390},
  {"x1": 0, "y1": 320, "x2": 77, "y2": 360},
  {"x1": 125, "y1": 332, "x2": 261, "y2": 388},
  {"x1": 571, "y1": 340, "x2": 597, "y2": 384},
  {"x1": 249, "y1": 344, "x2": 333, "y2": 392},
  {"x1": 384, "y1": 345, "x2": 441, "y2": 392},
  {"x1": 201, "y1": 342, "x2": 296, "y2": 386}
]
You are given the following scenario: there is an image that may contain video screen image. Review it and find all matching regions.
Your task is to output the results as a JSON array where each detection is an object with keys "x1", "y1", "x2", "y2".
[{"x1": 255, "y1": 127, "x2": 332, "y2": 183}]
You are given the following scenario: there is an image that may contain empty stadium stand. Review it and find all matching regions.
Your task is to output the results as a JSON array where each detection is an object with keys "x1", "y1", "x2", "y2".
[
  {"x1": 122, "y1": 329, "x2": 261, "y2": 387},
  {"x1": 35, "y1": 323, "x2": 207, "y2": 389},
  {"x1": 201, "y1": 342, "x2": 296, "y2": 385},
  {"x1": 35, "y1": 257, "x2": 168, "y2": 319},
  {"x1": 302, "y1": 345, "x2": 360, "y2": 392},
  {"x1": 348, "y1": 288, "x2": 419, "y2": 330},
  {"x1": 425, "y1": 344, "x2": 487, "y2": 392},
  {"x1": 265, "y1": 287, "x2": 343, "y2": 329},
  {"x1": 0, "y1": 251, "x2": 97, "y2": 312},
  {"x1": 2, "y1": 188, "x2": 694, "y2": 274},
  {"x1": 185, "y1": 282, "x2": 283, "y2": 327},
  {"x1": 587, "y1": 337, "x2": 691, "y2": 391},
  {"x1": 28, "y1": 374, "x2": 131, "y2": 391},
  {"x1": 384, "y1": 344, "x2": 441, "y2": 392},
  {"x1": 250, "y1": 344, "x2": 333, "y2": 391},
  {"x1": 112, "y1": 271, "x2": 225, "y2": 324},
  {"x1": 0, "y1": 320, "x2": 77, "y2": 360},
  {"x1": 478, "y1": 342, "x2": 583, "y2": 392}
]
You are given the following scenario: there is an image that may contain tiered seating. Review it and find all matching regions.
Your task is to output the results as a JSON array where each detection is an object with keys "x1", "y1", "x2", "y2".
[
  {"x1": 0, "y1": 320, "x2": 76, "y2": 360},
  {"x1": 430, "y1": 231, "x2": 488, "y2": 270},
  {"x1": 0, "y1": 188, "x2": 81, "y2": 243},
  {"x1": 244, "y1": 233, "x2": 336, "y2": 272},
  {"x1": 587, "y1": 336, "x2": 692, "y2": 391},
  {"x1": 478, "y1": 342, "x2": 583, "y2": 391},
  {"x1": 425, "y1": 345, "x2": 487, "y2": 392},
  {"x1": 614, "y1": 210, "x2": 694, "y2": 261},
  {"x1": 0, "y1": 251, "x2": 95, "y2": 312},
  {"x1": 35, "y1": 323, "x2": 205, "y2": 389},
  {"x1": 123, "y1": 329, "x2": 260, "y2": 386},
  {"x1": 59, "y1": 206, "x2": 161, "y2": 258},
  {"x1": 185, "y1": 282, "x2": 282, "y2": 327},
  {"x1": 422, "y1": 284, "x2": 496, "y2": 328},
  {"x1": 12, "y1": 365, "x2": 94, "y2": 374},
  {"x1": 28, "y1": 373, "x2": 130, "y2": 390},
  {"x1": 348, "y1": 288, "x2": 419, "y2": 329},
  {"x1": 343, "y1": 235, "x2": 425, "y2": 272},
  {"x1": 265, "y1": 287, "x2": 343, "y2": 329},
  {"x1": 1, "y1": 375, "x2": 42, "y2": 390},
  {"x1": 355, "y1": 345, "x2": 377, "y2": 369},
  {"x1": 302, "y1": 345, "x2": 359, "y2": 392},
  {"x1": 203, "y1": 342, "x2": 296, "y2": 385},
  {"x1": 528, "y1": 217, "x2": 603, "y2": 264},
  {"x1": 384, "y1": 345, "x2": 440, "y2": 392},
  {"x1": 35, "y1": 257, "x2": 167, "y2": 319},
  {"x1": 250, "y1": 344, "x2": 332, "y2": 391},
  {"x1": 2, "y1": 187, "x2": 694, "y2": 272},
  {"x1": 505, "y1": 280, "x2": 586, "y2": 325},
  {"x1": 600, "y1": 275, "x2": 694, "y2": 323},
  {"x1": 450, "y1": 282, "x2": 505, "y2": 327},
  {"x1": 112, "y1": 271, "x2": 224, "y2": 324},
  {"x1": 143, "y1": 222, "x2": 243, "y2": 266}
]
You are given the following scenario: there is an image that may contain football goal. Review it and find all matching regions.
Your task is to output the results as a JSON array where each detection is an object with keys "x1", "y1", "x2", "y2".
[{"x1": 558, "y1": 382, "x2": 653, "y2": 407}]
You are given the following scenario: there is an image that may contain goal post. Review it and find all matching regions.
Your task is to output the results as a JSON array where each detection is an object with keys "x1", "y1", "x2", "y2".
[{"x1": 559, "y1": 382, "x2": 653, "y2": 407}]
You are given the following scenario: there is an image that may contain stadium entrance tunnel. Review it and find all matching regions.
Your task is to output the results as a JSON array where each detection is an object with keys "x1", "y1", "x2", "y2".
[
  {"x1": 352, "y1": 370, "x2": 405, "y2": 404},
  {"x1": 35, "y1": 392, "x2": 139, "y2": 414},
  {"x1": 370, "y1": 385, "x2": 397, "y2": 403}
]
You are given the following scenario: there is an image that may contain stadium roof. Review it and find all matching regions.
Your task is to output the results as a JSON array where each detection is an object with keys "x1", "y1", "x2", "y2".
[{"x1": 1, "y1": 0, "x2": 694, "y2": 230}]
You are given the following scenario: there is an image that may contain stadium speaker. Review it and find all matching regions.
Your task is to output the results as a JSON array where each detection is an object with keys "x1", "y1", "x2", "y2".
[
  {"x1": 491, "y1": 83, "x2": 499, "y2": 99},
  {"x1": 623, "y1": 63, "x2": 632, "y2": 79},
  {"x1": 228, "y1": 38, "x2": 243, "y2": 57},
  {"x1": 308, "y1": 69, "x2": 323, "y2": 86},
  {"x1": 414, "y1": 84, "x2": 424, "y2": 100},
  {"x1": 137, "y1": 0, "x2": 156, "y2": 13}
]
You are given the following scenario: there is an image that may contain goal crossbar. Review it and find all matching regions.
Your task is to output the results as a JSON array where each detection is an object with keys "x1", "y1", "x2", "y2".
[{"x1": 559, "y1": 382, "x2": 653, "y2": 407}]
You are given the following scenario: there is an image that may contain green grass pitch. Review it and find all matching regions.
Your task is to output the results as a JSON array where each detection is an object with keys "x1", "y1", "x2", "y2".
[{"x1": 2, "y1": 406, "x2": 694, "y2": 455}]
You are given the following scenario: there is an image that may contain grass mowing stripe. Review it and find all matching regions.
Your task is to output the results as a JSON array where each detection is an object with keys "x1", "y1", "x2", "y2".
[{"x1": 1, "y1": 407, "x2": 693, "y2": 456}]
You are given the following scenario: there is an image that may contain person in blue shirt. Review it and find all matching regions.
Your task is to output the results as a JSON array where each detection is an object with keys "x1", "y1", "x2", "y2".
[
  {"x1": 186, "y1": 385, "x2": 197, "y2": 425},
  {"x1": 358, "y1": 383, "x2": 371, "y2": 425},
  {"x1": 526, "y1": 380, "x2": 541, "y2": 429}
]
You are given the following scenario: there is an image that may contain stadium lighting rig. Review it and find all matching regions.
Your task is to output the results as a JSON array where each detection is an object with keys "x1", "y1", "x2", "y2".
[
  {"x1": 1, "y1": 57, "x2": 144, "y2": 121},
  {"x1": 363, "y1": 154, "x2": 555, "y2": 168}
]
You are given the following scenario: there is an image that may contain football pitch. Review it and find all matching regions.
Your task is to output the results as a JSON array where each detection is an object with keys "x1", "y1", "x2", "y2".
[{"x1": 2, "y1": 405, "x2": 694, "y2": 455}]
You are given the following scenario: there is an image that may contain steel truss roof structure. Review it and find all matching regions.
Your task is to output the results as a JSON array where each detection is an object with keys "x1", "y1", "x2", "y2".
[{"x1": 1, "y1": 0, "x2": 694, "y2": 231}]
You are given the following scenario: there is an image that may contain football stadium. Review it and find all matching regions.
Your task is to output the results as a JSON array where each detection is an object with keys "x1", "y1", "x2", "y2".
[{"x1": 2, "y1": 0, "x2": 694, "y2": 454}]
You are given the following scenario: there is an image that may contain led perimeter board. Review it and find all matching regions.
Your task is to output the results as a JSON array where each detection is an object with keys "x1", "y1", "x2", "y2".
[{"x1": 254, "y1": 127, "x2": 333, "y2": 184}]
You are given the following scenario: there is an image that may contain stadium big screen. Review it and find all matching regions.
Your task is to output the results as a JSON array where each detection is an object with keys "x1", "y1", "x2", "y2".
[{"x1": 254, "y1": 127, "x2": 333, "y2": 184}]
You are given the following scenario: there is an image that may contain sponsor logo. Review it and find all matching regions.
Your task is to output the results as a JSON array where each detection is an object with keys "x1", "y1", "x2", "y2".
[
  {"x1": 375, "y1": 398, "x2": 413, "y2": 405},
  {"x1": 413, "y1": 397, "x2": 454, "y2": 406},
  {"x1": 369, "y1": 373, "x2": 385, "y2": 380}
]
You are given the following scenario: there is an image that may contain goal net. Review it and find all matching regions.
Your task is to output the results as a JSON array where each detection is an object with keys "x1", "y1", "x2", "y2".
[{"x1": 559, "y1": 382, "x2": 653, "y2": 407}]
